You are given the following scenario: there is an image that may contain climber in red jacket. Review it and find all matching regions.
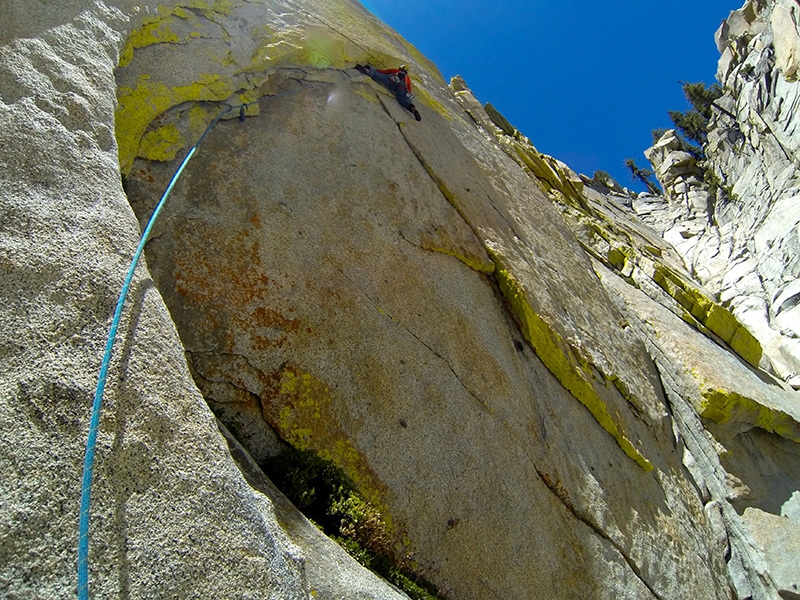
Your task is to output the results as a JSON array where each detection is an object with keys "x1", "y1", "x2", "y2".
[{"x1": 355, "y1": 63, "x2": 422, "y2": 121}]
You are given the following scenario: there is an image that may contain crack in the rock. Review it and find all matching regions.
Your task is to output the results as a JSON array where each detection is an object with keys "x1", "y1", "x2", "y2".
[
  {"x1": 384, "y1": 97, "x2": 526, "y2": 247},
  {"x1": 617, "y1": 302, "x2": 781, "y2": 600},
  {"x1": 327, "y1": 261, "x2": 491, "y2": 413},
  {"x1": 534, "y1": 465, "x2": 670, "y2": 600},
  {"x1": 186, "y1": 349, "x2": 281, "y2": 397},
  {"x1": 400, "y1": 318, "x2": 492, "y2": 413}
]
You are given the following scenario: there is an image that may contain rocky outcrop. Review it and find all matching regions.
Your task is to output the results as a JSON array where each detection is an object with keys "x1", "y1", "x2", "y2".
[
  {"x1": 452, "y1": 79, "x2": 800, "y2": 599},
  {"x1": 638, "y1": 130, "x2": 713, "y2": 252},
  {"x1": 638, "y1": 0, "x2": 800, "y2": 390},
  {"x1": 2, "y1": 1, "x2": 799, "y2": 599},
  {"x1": 0, "y1": 2, "x2": 410, "y2": 599}
]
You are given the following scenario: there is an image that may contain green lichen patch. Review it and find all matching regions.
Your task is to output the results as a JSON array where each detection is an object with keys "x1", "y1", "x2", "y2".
[
  {"x1": 409, "y1": 85, "x2": 451, "y2": 120},
  {"x1": 116, "y1": 73, "x2": 235, "y2": 174},
  {"x1": 187, "y1": 104, "x2": 213, "y2": 138},
  {"x1": 490, "y1": 252, "x2": 653, "y2": 471},
  {"x1": 605, "y1": 245, "x2": 638, "y2": 279},
  {"x1": 704, "y1": 304, "x2": 738, "y2": 342},
  {"x1": 263, "y1": 365, "x2": 388, "y2": 515},
  {"x1": 607, "y1": 247, "x2": 628, "y2": 270},
  {"x1": 119, "y1": 12, "x2": 182, "y2": 67},
  {"x1": 505, "y1": 141, "x2": 586, "y2": 210},
  {"x1": 651, "y1": 263, "x2": 762, "y2": 367},
  {"x1": 700, "y1": 388, "x2": 800, "y2": 442},
  {"x1": 644, "y1": 245, "x2": 663, "y2": 258},
  {"x1": 119, "y1": 1, "x2": 229, "y2": 68},
  {"x1": 729, "y1": 326, "x2": 762, "y2": 368},
  {"x1": 423, "y1": 244, "x2": 496, "y2": 274}
]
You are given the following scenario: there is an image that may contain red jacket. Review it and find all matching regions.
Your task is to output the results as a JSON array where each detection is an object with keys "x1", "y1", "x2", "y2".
[{"x1": 377, "y1": 69, "x2": 412, "y2": 92}]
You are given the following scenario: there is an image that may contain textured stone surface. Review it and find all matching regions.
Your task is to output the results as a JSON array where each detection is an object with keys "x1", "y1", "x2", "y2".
[
  {"x1": 447, "y1": 74, "x2": 800, "y2": 599},
  {"x1": 128, "y1": 67, "x2": 728, "y2": 599},
  {"x1": 595, "y1": 263, "x2": 789, "y2": 600},
  {"x1": 0, "y1": 2, "x2": 406, "y2": 599},
  {"x1": 3, "y1": 0, "x2": 800, "y2": 599},
  {"x1": 640, "y1": 0, "x2": 800, "y2": 384}
]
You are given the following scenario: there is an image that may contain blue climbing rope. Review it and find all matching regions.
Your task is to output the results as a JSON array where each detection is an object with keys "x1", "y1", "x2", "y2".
[{"x1": 77, "y1": 101, "x2": 251, "y2": 599}]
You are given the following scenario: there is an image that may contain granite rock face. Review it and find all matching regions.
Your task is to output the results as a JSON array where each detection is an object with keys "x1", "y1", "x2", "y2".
[
  {"x1": 2, "y1": 1, "x2": 799, "y2": 599},
  {"x1": 637, "y1": 0, "x2": 800, "y2": 390},
  {"x1": 454, "y1": 78, "x2": 800, "y2": 600},
  {"x1": 0, "y1": 2, "x2": 410, "y2": 599}
]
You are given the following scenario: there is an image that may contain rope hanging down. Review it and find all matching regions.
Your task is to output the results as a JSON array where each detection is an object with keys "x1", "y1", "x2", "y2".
[{"x1": 77, "y1": 101, "x2": 255, "y2": 600}]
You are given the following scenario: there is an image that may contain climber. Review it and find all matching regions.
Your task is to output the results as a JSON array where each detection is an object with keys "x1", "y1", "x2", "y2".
[{"x1": 355, "y1": 63, "x2": 422, "y2": 121}]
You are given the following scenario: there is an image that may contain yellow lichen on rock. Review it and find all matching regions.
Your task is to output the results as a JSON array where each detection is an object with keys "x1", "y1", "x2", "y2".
[
  {"x1": 505, "y1": 141, "x2": 585, "y2": 209},
  {"x1": 137, "y1": 124, "x2": 185, "y2": 162},
  {"x1": 116, "y1": 73, "x2": 234, "y2": 174},
  {"x1": 729, "y1": 326, "x2": 762, "y2": 368},
  {"x1": 700, "y1": 388, "x2": 800, "y2": 442},
  {"x1": 491, "y1": 252, "x2": 653, "y2": 471},
  {"x1": 410, "y1": 85, "x2": 451, "y2": 120},
  {"x1": 423, "y1": 243, "x2": 496, "y2": 274},
  {"x1": 119, "y1": 15, "x2": 180, "y2": 67},
  {"x1": 187, "y1": 104, "x2": 213, "y2": 138},
  {"x1": 268, "y1": 365, "x2": 390, "y2": 514},
  {"x1": 652, "y1": 263, "x2": 763, "y2": 368},
  {"x1": 119, "y1": 3, "x2": 209, "y2": 68}
]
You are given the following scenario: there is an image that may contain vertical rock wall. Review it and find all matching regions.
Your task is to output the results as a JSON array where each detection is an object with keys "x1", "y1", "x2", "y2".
[
  {"x1": 0, "y1": 2, "x2": 412, "y2": 599},
  {"x1": 640, "y1": 0, "x2": 800, "y2": 387},
  {"x1": 2, "y1": 1, "x2": 799, "y2": 599}
]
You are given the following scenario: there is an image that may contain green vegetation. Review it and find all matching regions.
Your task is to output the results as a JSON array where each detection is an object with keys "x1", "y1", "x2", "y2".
[
  {"x1": 664, "y1": 81, "x2": 723, "y2": 159},
  {"x1": 625, "y1": 81, "x2": 723, "y2": 193},
  {"x1": 263, "y1": 448, "x2": 444, "y2": 600},
  {"x1": 704, "y1": 167, "x2": 737, "y2": 206},
  {"x1": 623, "y1": 158, "x2": 660, "y2": 195},
  {"x1": 592, "y1": 170, "x2": 616, "y2": 189}
]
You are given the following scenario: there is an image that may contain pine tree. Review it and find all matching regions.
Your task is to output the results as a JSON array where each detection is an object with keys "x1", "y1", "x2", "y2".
[
  {"x1": 624, "y1": 158, "x2": 661, "y2": 195},
  {"x1": 666, "y1": 81, "x2": 723, "y2": 158}
]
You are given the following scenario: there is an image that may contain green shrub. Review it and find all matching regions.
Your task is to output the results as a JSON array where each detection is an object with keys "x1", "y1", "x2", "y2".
[
  {"x1": 263, "y1": 447, "x2": 445, "y2": 600},
  {"x1": 624, "y1": 158, "x2": 661, "y2": 194}
]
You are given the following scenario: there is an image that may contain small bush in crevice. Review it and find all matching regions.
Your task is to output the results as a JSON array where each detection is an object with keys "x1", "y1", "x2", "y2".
[{"x1": 262, "y1": 447, "x2": 444, "y2": 600}]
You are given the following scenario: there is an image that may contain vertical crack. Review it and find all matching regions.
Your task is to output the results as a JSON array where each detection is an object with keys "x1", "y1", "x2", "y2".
[{"x1": 621, "y1": 305, "x2": 780, "y2": 600}]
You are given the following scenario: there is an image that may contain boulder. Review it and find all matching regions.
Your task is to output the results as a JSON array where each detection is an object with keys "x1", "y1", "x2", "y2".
[{"x1": 772, "y1": 0, "x2": 800, "y2": 81}]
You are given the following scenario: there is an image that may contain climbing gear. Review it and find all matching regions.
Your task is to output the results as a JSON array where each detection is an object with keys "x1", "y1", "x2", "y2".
[{"x1": 77, "y1": 99, "x2": 257, "y2": 600}]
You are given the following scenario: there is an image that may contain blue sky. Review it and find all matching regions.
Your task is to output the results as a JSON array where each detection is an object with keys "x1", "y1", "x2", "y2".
[{"x1": 361, "y1": 0, "x2": 740, "y2": 191}]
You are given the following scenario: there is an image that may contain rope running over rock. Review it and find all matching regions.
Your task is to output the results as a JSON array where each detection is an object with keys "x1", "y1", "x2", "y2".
[{"x1": 77, "y1": 100, "x2": 257, "y2": 600}]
